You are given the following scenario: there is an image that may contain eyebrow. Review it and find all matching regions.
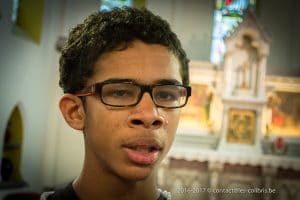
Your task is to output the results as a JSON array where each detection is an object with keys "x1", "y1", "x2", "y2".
[
  {"x1": 101, "y1": 78, "x2": 182, "y2": 85},
  {"x1": 154, "y1": 79, "x2": 182, "y2": 85}
]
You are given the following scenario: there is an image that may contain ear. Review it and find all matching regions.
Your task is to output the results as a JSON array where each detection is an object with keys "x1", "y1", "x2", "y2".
[{"x1": 59, "y1": 94, "x2": 85, "y2": 130}]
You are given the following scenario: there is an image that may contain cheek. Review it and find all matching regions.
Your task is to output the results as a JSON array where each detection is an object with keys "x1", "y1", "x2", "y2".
[
  {"x1": 86, "y1": 110, "x2": 123, "y2": 139},
  {"x1": 84, "y1": 103, "x2": 122, "y2": 146},
  {"x1": 164, "y1": 110, "x2": 181, "y2": 144}
]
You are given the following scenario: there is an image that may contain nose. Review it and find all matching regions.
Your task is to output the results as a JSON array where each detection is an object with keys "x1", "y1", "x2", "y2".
[{"x1": 127, "y1": 93, "x2": 165, "y2": 130}]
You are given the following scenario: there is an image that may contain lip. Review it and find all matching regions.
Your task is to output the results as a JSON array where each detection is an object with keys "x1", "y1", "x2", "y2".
[{"x1": 122, "y1": 138, "x2": 163, "y2": 165}]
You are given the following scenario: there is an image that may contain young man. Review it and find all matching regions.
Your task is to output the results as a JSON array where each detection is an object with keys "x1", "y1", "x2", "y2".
[{"x1": 41, "y1": 6, "x2": 191, "y2": 200}]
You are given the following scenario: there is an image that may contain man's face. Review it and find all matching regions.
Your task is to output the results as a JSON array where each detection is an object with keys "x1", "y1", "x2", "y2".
[{"x1": 83, "y1": 40, "x2": 182, "y2": 181}]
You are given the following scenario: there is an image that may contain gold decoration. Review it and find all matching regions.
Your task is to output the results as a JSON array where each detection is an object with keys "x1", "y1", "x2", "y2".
[{"x1": 227, "y1": 109, "x2": 256, "y2": 144}]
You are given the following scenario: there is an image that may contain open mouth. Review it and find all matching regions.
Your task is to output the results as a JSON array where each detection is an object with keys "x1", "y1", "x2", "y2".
[
  {"x1": 125, "y1": 144, "x2": 161, "y2": 152},
  {"x1": 133, "y1": 146, "x2": 158, "y2": 152},
  {"x1": 122, "y1": 139, "x2": 162, "y2": 165}
]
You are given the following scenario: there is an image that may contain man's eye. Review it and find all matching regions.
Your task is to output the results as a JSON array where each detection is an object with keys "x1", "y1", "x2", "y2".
[
  {"x1": 156, "y1": 91, "x2": 178, "y2": 101},
  {"x1": 110, "y1": 90, "x2": 132, "y2": 97}
]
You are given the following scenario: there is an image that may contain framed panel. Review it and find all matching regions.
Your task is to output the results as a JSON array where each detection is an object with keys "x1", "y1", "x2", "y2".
[
  {"x1": 265, "y1": 76, "x2": 300, "y2": 138},
  {"x1": 178, "y1": 83, "x2": 214, "y2": 134},
  {"x1": 227, "y1": 109, "x2": 256, "y2": 144},
  {"x1": 267, "y1": 91, "x2": 300, "y2": 137}
]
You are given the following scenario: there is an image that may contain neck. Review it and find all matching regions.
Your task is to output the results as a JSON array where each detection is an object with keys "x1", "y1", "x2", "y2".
[{"x1": 73, "y1": 155, "x2": 160, "y2": 200}]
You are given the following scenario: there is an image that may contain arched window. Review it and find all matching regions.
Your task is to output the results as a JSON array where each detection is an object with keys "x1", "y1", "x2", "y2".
[{"x1": 0, "y1": 106, "x2": 26, "y2": 188}]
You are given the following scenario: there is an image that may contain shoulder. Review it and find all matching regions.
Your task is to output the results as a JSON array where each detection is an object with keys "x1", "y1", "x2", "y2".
[
  {"x1": 40, "y1": 191, "x2": 54, "y2": 200},
  {"x1": 40, "y1": 183, "x2": 79, "y2": 200}
]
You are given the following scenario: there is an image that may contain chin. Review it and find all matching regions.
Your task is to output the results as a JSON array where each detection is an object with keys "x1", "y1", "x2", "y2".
[{"x1": 118, "y1": 164, "x2": 156, "y2": 182}]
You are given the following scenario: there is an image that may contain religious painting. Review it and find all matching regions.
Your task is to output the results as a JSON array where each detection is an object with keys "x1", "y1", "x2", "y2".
[
  {"x1": 227, "y1": 109, "x2": 256, "y2": 144},
  {"x1": 267, "y1": 91, "x2": 300, "y2": 137},
  {"x1": 178, "y1": 83, "x2": 213, "y2": 134}
]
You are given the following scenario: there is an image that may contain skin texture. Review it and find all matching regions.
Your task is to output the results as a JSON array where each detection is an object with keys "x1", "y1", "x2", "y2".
[{"x1": 59, "y1": 40, "x2": 182, "y2": 200}]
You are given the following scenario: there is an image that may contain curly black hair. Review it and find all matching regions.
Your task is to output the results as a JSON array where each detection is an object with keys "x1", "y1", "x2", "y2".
[{"x1": 59, "y1": 6, "x2": 189, "y2": 93}]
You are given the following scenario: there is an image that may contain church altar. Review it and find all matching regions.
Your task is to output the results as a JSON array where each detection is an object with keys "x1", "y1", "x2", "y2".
[{"x1": 158, "y1": 11, "x2": 300, "y2": 200}]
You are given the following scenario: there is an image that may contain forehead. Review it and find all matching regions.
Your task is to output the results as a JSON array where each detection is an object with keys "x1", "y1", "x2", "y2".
[{"x1": 90, "y1": 40, "x2": 181, "y2": 84}]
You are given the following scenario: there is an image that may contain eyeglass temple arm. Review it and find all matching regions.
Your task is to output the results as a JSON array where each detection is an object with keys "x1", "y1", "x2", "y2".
[
  {"x1": 75, "y1": 92, "x2": 94, "y2": 97},
  {"x1": 74, "y1": 85, "x2": 95, "y2": 97},
  {"x1": 186, "y1": 86, "x2": 192, "y2": 97}
]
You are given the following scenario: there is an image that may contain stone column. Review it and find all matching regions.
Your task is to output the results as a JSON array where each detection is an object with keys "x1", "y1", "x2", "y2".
[
  {"x1": 208, "y1": 161, "x2": 224, "y2": 200},
  {"x1": 262, "y1": 166, "x2": 277, "y2": 200}
]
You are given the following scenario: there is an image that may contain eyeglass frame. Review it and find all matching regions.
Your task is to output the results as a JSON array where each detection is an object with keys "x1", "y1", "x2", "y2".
[{"x1": 74, "y1": 79, "x2": 192, "y2": 109}]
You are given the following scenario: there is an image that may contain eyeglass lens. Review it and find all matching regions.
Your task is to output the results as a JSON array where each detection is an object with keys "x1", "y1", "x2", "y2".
[{"x1": 100, "y1": 83, "x2": 187, "y2": 108}]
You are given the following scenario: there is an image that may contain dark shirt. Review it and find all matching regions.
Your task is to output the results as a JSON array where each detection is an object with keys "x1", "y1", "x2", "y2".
[{"x1": 43, "y1": 183, "x2": 169, "y2": 200}]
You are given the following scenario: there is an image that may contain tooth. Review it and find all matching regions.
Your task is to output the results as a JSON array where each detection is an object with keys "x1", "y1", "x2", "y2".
[{"x1": 135, "y1": 147, "x2": 150, "y2": 152}]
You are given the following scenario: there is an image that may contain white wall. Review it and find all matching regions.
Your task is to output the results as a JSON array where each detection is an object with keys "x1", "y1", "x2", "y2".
[
  {"x1": 0, "y1": 0, "x2": 63, "y2": 191},
  {"x1": 42, "y1": 0, "x2": 99, "y2": 188},
  {"x1": 258, "y1": 0, "x2": 300, "y2": 76},
  {"x1": 0, "y1": 0, "x2": 99, "y2": 192},
  {"x1": 149, "y1": 0, "x2": 300, "y2": 76},
  {"x1": 148, "y1": 0, "x2": 214, "y2": 61}
]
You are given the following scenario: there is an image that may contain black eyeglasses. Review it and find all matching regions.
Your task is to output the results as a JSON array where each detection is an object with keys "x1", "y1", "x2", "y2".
[{"x1": 75, "y1": 81, "x2": 191, "y2": 109}]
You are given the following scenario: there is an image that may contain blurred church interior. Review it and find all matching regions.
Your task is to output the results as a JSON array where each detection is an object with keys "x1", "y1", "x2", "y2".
[{"x1": 0, "y1": 0, "x2": 299, "y2": 199}]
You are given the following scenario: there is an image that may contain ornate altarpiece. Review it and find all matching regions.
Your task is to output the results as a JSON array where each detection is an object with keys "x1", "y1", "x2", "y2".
[{"x1": 159, "y1": 12, "x2": 300, "y2": 200}]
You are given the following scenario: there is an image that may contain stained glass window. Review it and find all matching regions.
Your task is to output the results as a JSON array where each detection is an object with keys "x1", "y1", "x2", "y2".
[
  {"x1": 11, "y1": 0, "x2": 20, "y2": 23},
  {"x1": 210, "y1": 0, "x2": 256, "y2": 64},
  {"x1": 100, "y1": 0, "x2": 133, "y2": 11}
]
